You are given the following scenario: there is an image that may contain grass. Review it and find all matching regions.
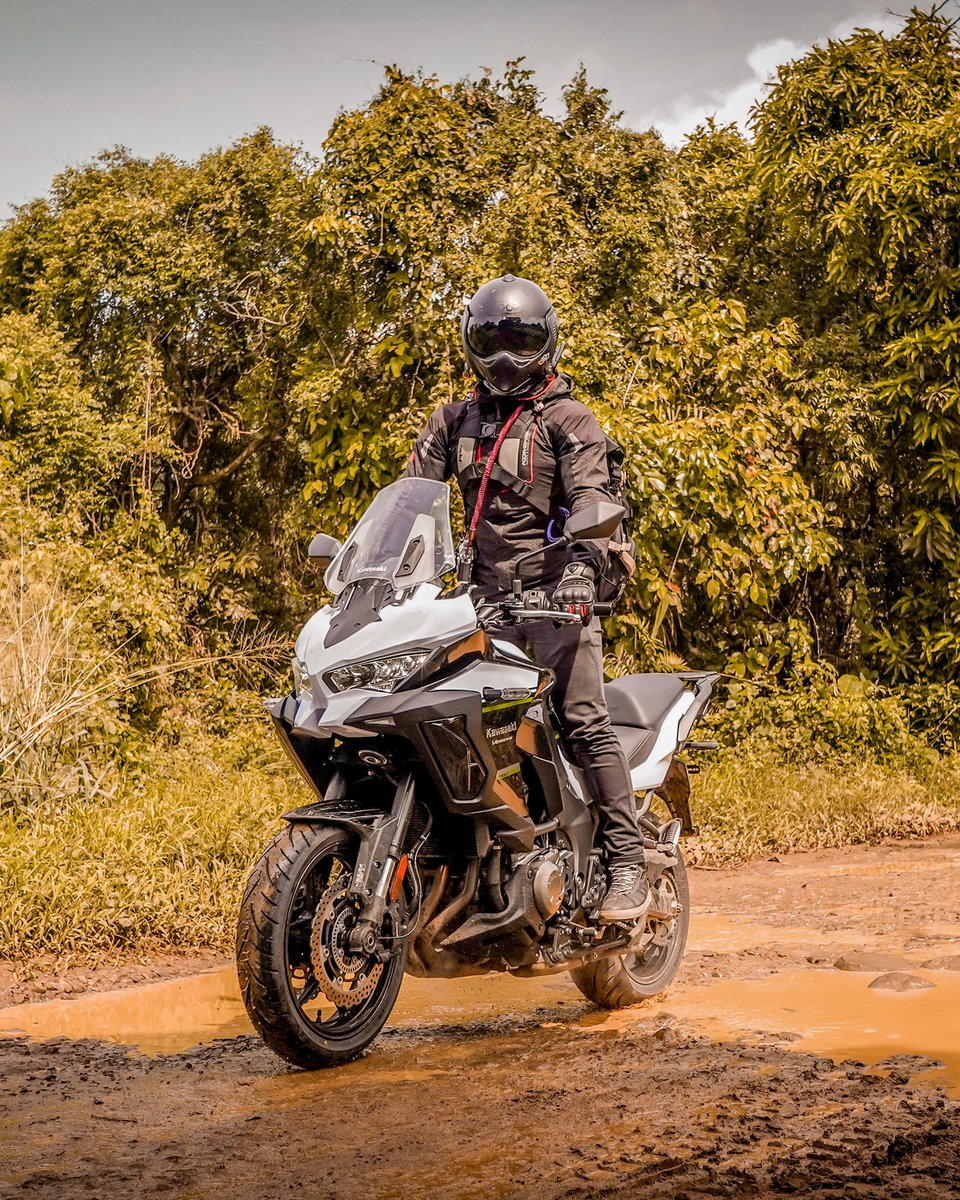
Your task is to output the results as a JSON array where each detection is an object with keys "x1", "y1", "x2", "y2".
[
  {"x1": 3, "y1": 727, "x2": 960, "y2": 962},
  {"x1": 0, "y1": 726, "x2": 290, "y2": 959},
  {"x1": 686, "y1": 752, "x2": 960, "y2": 865}
]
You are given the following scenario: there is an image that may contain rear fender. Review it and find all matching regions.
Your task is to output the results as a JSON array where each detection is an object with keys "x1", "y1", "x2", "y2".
[
  {"x1": 676, "y1": 672, "x2": 719, "y2": 741},
  {"x1": 653, "y1": 757, "x2": 697, "y2": 835}
]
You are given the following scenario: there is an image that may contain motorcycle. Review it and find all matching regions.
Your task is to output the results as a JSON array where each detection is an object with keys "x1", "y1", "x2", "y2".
[{"x1": 237, "y1": 477, "x2": 717, "y2": 1068}]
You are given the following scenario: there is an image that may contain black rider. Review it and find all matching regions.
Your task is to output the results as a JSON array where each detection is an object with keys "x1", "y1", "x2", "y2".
[{"x1": 403, "y1": 274, "x2": 650, "y2": 920}]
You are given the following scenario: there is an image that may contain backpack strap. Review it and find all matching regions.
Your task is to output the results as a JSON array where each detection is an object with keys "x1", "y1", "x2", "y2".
[{"x1": 466, "y1": 402, "x2": 527, "y2": 544}]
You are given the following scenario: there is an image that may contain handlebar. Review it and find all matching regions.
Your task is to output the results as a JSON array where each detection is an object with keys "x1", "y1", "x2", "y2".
[{"x1": 500, "y1": 593, "x2": 615, "y2": 624}]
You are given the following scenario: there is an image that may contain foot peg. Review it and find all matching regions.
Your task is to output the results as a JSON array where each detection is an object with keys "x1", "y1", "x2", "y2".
[{"x1": 658, "y1": 818, "x2": 682, "y2": 851}]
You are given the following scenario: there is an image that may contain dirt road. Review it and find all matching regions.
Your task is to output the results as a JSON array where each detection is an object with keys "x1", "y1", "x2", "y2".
[{"x1": 2, "y1": 837, "x2": 959, "y2": 1199}]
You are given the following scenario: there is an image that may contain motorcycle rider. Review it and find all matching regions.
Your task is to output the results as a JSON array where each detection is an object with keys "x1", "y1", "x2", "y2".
[{"x1": 403, "y1": 274, "x2": 650, "y2": 921}]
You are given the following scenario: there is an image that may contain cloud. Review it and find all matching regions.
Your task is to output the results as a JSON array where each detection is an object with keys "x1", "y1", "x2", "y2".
[{"x1": 645, "y1": 11, "x2": 902, "y2": 145}]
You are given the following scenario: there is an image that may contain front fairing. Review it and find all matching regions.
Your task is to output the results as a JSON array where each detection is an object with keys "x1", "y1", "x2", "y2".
[{"x1": 282, "y1": 583, "x2": 479, "y2": 738}]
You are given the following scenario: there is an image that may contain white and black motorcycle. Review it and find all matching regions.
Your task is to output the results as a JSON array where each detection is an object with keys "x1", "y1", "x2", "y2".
[{"x1": 237, "y1": 477, "x2": 716, "y2": 1068}]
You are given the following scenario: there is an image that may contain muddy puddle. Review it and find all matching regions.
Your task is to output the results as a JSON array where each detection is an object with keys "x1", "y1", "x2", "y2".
[
  {"x1": 2, "y1": 910, "x2": 959, "y2": 1097},
  {"x1": 589, "y1": 968, "x2": 960, "y2": 1097},
  {"x1": 0, "y1": 911, "x2": 846, "y2": 1053},
  {"x1": 0, "y1": 965, "x2": 580, "y2": 1057}
]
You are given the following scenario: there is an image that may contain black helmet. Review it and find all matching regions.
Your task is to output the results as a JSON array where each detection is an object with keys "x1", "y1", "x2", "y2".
[{"x1": 462, "y1": 274, "x2": 560, "y2": 396}]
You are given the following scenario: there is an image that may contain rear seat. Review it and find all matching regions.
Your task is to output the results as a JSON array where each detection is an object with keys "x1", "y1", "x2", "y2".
[{"x1": 604, "y1": 674, "x2": 688, "y2": 730}]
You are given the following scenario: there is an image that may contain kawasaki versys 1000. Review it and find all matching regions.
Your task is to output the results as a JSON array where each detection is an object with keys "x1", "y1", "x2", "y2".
[{"x1": 237, "y1": 477, "x2": 716, "y2": 1068}]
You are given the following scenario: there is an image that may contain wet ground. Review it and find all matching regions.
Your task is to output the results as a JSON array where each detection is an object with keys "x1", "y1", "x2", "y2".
[{"x1": 1, "y1": 836, "x2": 959, "y2": 1198}]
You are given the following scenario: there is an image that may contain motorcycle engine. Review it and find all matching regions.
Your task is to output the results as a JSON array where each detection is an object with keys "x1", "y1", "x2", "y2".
[{"x1": 520, "y1": 848, "x2": 570, "y2": 920}]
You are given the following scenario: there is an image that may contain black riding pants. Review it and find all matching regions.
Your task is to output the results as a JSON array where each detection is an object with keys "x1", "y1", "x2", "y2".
[{"x1": 498, "y1": 618, "x2": 645, "y2": 865}]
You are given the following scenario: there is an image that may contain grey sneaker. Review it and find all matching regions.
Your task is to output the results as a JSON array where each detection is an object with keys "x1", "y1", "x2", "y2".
[{"x1": 597, "y1": 863, "x2": 652, "y2": 922}]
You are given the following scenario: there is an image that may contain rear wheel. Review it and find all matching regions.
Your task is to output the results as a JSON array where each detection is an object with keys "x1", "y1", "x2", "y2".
[
  {"x1": 572, "y1": 851, "x2": 689, "y2": 1009},
  {"x1": 236, "y1": 823, "x2": 407, "y2": 1069}
]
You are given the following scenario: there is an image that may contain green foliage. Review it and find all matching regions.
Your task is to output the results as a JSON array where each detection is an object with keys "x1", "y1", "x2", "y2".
[
  {"x1": 685, "y1": 9, "x2": 960, "y2": 681},
  {"x1": 602, "y1": 297, "x2": 835, "y2": 672},
  {"x1": 0, "y1": 311, "x2": 120, "y2": 505},
  {"x1": 1, "y1": 131, "x2": 323, "y2": 626},
  {"x1": 4, "y1": 15, "x2": 960, "y2": 960},
  {"x1": 706, "y1": 666, "x2": 931, "y2": 769},
  {"x1": 6, "y1": 24, "x2": 960, "y2": 688},
  {"x1": 291, "y1": 61, "x2": 676, "y2": 530}
]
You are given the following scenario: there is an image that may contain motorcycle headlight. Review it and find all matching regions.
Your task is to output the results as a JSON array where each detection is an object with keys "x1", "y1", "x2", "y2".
[
  {"x1": 324, "y1": 650, "x2": 432, "y2": 694},
  {"x1": 292, "y1": 655, "x2": 312, "y2": 699}
]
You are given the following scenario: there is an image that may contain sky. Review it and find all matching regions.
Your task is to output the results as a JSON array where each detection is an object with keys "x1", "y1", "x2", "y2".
[{"x1": 1, "y1": 0, "x2": 905, "y2": 215}]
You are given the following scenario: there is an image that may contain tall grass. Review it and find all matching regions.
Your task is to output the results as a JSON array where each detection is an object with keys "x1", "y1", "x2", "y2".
[
  {"x1": 3, "y1": 553, "x2": 960, "y2": 961},
  {"x1": 0, "y1": 550, "x2": 292, "y2": 959},
  {"x1": 0, "y1": 556, "x2": 122, "y2": 805},
  {"x1": 686, "y1": 753, "x2": 960, "y2": 865},
  {"x1": 0, "y1": 729, "x2": 289, "y2": 957},
  {"x1": 3, "y1": 736, "x2": 960, "y2": 959}
]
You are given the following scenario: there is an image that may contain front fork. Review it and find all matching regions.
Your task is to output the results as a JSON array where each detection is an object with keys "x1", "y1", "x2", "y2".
[{"x1": 346, "y1": 773, "x2": 417, "y2": 955}]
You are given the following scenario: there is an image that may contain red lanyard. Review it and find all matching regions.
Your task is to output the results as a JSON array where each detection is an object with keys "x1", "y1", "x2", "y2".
[
  {"x1": 466, "y1": 402, "x2": 525, "y2": 543},
  {"x1": 465, "y1": 375, "x2": 555, "y2": 543}
]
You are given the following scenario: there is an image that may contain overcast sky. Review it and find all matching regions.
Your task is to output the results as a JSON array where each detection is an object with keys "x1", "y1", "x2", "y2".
[{"x1": 1, "y1": 0, "x2": 904, "y2": 216}]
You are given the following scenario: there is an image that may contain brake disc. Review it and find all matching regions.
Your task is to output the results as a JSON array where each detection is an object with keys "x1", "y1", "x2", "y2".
[{"x1": 310, "y1": 876, "x2": 384, "y2": 1009}]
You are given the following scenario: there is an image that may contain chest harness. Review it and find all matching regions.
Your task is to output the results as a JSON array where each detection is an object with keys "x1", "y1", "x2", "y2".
[{"x1": 454, "y1": 380, "x2": 557, "y2": 583}]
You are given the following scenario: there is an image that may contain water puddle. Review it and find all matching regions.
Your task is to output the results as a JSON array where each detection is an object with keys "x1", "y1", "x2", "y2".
[
  {"x1": 0, "y1": 912, "x2": 834, "y2": 1055},
  {"x1": 690, "y1": 912, "x2": 869, "y2": 954},
  {"x1": 1, "y1": 914, "x2": 958, "y2": 1096},
  {"x1": 645, "y1": 968, "x2": 960, "y2": 1097},
  {"x1": 0, "y1": 967, "x2": 582, "y2": 1057}
]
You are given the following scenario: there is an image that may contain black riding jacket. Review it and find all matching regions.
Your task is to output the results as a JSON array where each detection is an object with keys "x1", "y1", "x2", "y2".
[{"x1": 402, "y1": 373, "x2": 614, "y2": 600}]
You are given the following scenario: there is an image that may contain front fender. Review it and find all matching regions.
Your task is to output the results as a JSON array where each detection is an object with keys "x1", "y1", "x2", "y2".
[{"x1": 283, "y1": 770, "x2": 391, "y2": 838}]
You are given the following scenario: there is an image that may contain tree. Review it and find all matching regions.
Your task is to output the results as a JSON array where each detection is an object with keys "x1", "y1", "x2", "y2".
[
  {"x1": 679, "y1": 9, "x2": 960, "y2": 681},
  {"x1": 0, "y1": 130, "x2": 323, "y2": 622}
]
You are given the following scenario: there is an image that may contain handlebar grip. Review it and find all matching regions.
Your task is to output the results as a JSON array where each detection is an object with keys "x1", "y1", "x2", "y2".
[
  {"x1": 508, "y1": 608, "x2": 582, "y2": 622},
  {"x1": 594, "y1": 603, "x2": 613, "y2": 616}
]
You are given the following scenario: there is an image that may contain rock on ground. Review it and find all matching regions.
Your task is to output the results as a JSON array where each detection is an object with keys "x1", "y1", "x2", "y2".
[{"x1": 868, "y1": 971, "x2": 936, "y2": 992}]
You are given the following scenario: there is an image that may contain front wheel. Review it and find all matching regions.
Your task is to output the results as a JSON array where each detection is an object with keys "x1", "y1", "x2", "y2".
[
  {"x1": 236, "y1": 822, "x2": 407, "y2": 1069},
  {"x1": 571, "y1": 851, "x2": 690, "y2": 1009}
]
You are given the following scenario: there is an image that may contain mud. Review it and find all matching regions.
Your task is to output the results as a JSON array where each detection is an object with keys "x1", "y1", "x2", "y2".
[
  {"x1": 1, "y1": 836, "x2": 959, "y2": 1198},
  {"x1": 0, "y1": 949, "x2": 225, "y2": 1008}
]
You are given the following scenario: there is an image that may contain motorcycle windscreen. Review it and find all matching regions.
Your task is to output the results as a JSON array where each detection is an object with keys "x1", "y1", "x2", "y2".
[{"x1": 324, "y1": 478, "x2": 456, "y2": 596}]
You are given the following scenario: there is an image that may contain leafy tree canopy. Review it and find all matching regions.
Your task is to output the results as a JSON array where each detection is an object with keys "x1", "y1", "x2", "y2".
[{"x1": 2, "y1": 13, "x2": 959, "y2": 693}]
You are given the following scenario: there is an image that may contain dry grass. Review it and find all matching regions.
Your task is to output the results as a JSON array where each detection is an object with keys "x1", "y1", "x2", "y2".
[
  {"x1": 3, "y1": 734, "x2": 960, "y2": 961},
  {"x1": 0, "y1": 556, "x2": 120, "y2": 804},
  {"x1": 686, "y1": 752, "x2": 960, "y2": 865},
  {"x1": 0, "y1": 728, "x2": 289, "y2": 958}
]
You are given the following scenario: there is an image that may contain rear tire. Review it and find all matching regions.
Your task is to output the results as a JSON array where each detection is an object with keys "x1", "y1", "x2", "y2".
[
  {"x1": 572, "y1": 851, "x2": 689, "y2": 1009},
  {"x1": 236, "y1": 822, "x2": 407, "y2": 1069}
]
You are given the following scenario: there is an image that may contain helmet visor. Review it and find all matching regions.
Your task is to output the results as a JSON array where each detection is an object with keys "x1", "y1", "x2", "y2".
[{"x1": 466, "y1": 316, "x2": 549, "y2": 359}]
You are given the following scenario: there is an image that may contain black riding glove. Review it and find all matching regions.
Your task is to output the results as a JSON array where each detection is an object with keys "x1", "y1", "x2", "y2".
[{"x1": 552, "y1": 563, "x2": 596, "y2": 624}]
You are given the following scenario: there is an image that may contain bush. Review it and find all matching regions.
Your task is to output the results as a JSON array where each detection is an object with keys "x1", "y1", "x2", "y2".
[{"x1": 706, "y1": 667, "x2": 934, "y2": 769}]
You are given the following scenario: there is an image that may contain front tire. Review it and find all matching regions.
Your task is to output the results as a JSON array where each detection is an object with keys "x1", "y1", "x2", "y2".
[
  {"x1": 572, "y1": 851, "x2": 690, "y2": 1009},
  {"x1": 236, "y1": 822, "x2": 407, "y2": 1069}
]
